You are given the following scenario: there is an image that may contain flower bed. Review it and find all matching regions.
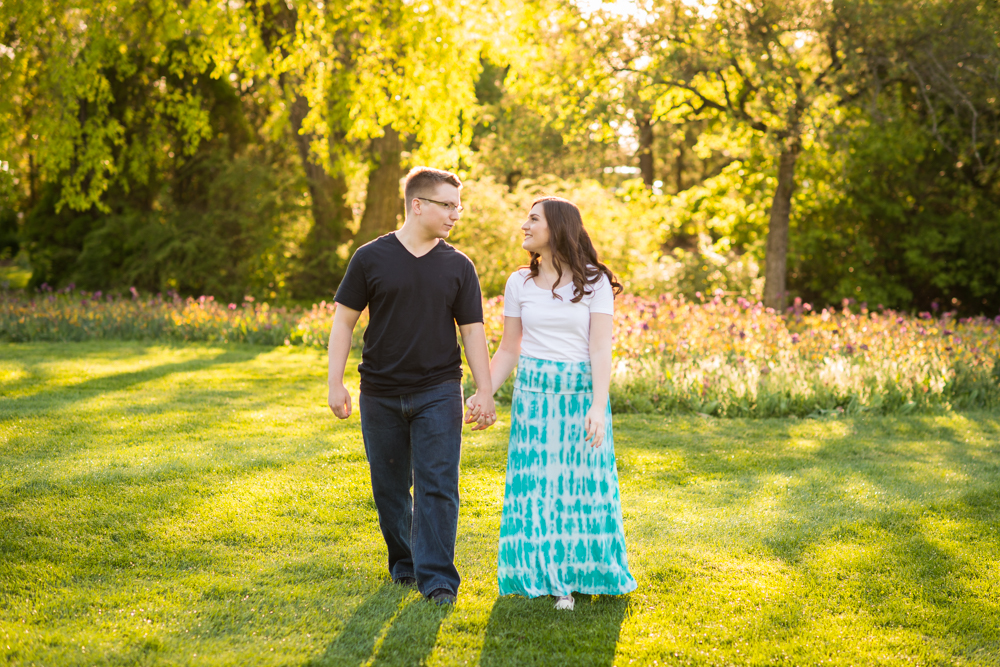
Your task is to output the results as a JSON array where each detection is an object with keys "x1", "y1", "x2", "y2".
[{"x1": 3, "y1": 286, "x2": 998, "y2": 416}]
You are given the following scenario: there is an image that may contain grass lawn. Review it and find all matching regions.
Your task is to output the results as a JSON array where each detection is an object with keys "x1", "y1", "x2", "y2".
[{"x1": 1, "y1": 341, "x2": 999, "y2": 666}]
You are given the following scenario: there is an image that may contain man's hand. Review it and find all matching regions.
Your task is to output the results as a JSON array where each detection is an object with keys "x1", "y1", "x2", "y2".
[
  {"x1": 464, "y1": 390, "x2": 496, "y2": 431},
  {"x1": 329, "y1": 383, "x2": 352, "y2": 419},
  {"x1": 583, "y1": 403, "x2": 605, "y2": 448}
]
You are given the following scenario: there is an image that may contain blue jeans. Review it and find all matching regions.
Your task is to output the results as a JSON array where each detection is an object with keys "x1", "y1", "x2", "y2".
[{"x1": 359, "y1": 380, "x2": 463, "y2": 596}]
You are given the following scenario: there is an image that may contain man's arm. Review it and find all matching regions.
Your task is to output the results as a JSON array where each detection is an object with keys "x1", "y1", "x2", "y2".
[
  {"x1": 458, "y1": 321, "x2": 496, "y2": 431},
  {"x1": 328, "y1": 303, "x2": 363, "y2": 419}
]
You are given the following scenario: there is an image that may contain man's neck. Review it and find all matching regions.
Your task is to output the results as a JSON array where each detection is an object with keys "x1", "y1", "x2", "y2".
[{"x1": 395, "y1": 221, "x2": 440, "y2": 258}]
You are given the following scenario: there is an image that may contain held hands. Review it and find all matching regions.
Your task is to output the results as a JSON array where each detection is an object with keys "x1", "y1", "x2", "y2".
[
  {"x1": 328, "y1": 383, "x2": 352, "y2": 419},
  {"x1": 464, "y1": 390, "x2": 497, "y2": 431},
  {"x1": 583, "y1": 404, "x2": 606, "y2": 448}
]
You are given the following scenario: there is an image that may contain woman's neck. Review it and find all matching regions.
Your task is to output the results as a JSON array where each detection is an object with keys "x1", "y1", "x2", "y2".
[
  {"x1": 533, "y1": 253, "x2": 571, "y2": 289},
  {"x1": 535, "y1": 252, "x2": 556, "y2": 277}
]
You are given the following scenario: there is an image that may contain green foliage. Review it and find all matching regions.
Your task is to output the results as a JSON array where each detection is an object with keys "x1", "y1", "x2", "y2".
[
  {"x1": 2, "y1": 0, "x2": 999, "y2": 315},
  {"x1": 788, "y1": 102, "x2": 1000, "y2": 314}
]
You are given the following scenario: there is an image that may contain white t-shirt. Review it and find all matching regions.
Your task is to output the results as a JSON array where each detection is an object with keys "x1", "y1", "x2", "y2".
[{"x1": 503, "y1": 268, "x2": 614, "y2": 362}]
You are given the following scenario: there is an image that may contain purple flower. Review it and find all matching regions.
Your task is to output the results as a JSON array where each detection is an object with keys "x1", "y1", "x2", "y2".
[
  {"x1": 845, "y1": 343, "x2": 854, "y2": 354},
  {"x1": 896, "y1": 317, "x2": 905, "y2": 325},
  {"x1": 860, "y1": 344, "x2": 869, "y2": 351},
  {"x1": 791, "y1": 333, "x2": 800, "y2": 343},
  {"x1": 994, "y1": 315, "x2": 1000, "y2": 325},
  {"x1": 94, "y1": 291, "x2": 102, "y2": 299},
  {"x1": 931, "y1": 301, "x2": 939, "y2": 311},
  {"x1": 919, "y1": 311, "x2": 932, "y2": 320},
  {"x1": 943, "y1": 329, "x2": 953, "y2": 336}
]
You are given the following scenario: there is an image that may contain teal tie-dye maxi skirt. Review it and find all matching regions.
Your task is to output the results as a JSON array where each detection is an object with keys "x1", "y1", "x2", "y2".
[{"x1": 497, "y1": 355, "x2": 637, "y2": 598}]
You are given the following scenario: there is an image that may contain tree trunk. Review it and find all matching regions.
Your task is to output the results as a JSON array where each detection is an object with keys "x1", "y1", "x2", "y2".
[
  {"x1": 354, "y1": 126, "x2": 403, "y2": 249},
  {"x1": 763, "y1": 138, "x2": 801, "y2": 311},
  {"x1": 288, "y1": 94, "x2": 354, "y2": 298},
  {"x1": 637, "y1": 115, "x2": 654, "y2": 188},
  {"x1": 288, "y1": 95, "x2": 353, "y2": 246}
]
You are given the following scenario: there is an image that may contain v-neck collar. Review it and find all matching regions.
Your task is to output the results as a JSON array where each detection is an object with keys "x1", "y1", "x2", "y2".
[{"x1": 391, "y1": 232, "x2": 442, "y2": 259}]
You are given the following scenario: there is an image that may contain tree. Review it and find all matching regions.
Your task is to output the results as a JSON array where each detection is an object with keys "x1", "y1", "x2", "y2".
[
  {"x1": 609, "y1": 0, "x2": 863, "y2": 309},
  {"x1": 235, "y1": 0, "x2": 495, "y2": 296}
]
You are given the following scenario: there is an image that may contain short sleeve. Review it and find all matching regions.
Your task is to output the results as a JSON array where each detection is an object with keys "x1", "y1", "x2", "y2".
[
  {"x1": 452, "y1": 258, "x2": 484, "y2": 325},
  {"x1": 335, "y1": 248, "x2": 370, "y2": 311},
  {"x1": 503, "y1": 271, "x2": 523, "y2": 317},
  {"x1": 589, "y1": 274, "x2": 614, "y2": 315}
]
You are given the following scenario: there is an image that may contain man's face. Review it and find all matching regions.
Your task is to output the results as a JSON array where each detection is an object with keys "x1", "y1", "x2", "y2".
[{"x1": 413, "y1": 184, "x2": 462, "y2": 239}]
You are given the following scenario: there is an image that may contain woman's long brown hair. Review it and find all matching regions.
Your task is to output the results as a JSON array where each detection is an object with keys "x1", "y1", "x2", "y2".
[{"x1": 525, "y1": 196, "x2": 623, "y2": 303}]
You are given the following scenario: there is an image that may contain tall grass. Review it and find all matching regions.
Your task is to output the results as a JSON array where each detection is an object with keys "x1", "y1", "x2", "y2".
[
  {"x1": 600, "y1": 293, "x2": 1000, "y2": 416},
  {"x1": 0, "y1": 285, "x2": 365, "y2": 349},
  {"x1": 3, "y1": 285, "x2": 998, "y2": 416}
]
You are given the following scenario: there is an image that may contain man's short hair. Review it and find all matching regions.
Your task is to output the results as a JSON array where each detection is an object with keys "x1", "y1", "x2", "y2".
[{"x1": 404, "y1": 167, "x2": 462, "y2": 213}]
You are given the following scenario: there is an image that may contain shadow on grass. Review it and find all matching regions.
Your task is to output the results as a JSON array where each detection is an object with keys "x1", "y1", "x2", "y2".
[
  {"x1": 615, "y1": 412, "x2": 1000, "y2": 655},
  {"x1": 311, "y1": 584, "x2": 452, "y2": 667},
  {"x1": 0, "y1": 346, "x2": 267, "y2": 415},
  {"x1": 479, "y1": 594, "x2": 629, "y2": 666}
]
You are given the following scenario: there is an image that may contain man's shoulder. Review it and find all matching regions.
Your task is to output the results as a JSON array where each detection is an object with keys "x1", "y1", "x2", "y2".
[
  {"x1": 437, "y1": 241, "x2": 477, "y2": 270},
  {"x1": 347, "y1": 234, "x2": 400, "y2": 272},
  {"x1": 355, "y1": 233, "x2": 397, "y2": 257}
]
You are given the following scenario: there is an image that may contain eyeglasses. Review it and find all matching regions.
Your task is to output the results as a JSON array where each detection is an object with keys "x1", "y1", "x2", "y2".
[{"x1": 417, "y1": 197, "x2": 464, "y2": 214}]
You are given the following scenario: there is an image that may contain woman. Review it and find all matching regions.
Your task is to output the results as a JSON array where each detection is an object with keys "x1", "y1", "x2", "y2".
[{"x1": 485, "y1": 196, "x2": 637, "y2": 610}]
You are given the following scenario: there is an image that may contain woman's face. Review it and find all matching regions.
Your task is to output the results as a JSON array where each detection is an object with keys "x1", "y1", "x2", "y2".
[{"x1": 521, "y1": 203, "x2": 550, "y2": 254}]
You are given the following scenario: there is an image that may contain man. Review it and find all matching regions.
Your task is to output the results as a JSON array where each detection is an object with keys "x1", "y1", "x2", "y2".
[{"x1": 327, "y1": 166, "x2": 496, "y2": 605}]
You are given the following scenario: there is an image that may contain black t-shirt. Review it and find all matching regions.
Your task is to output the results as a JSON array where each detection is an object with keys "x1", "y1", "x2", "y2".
[{"x1": 335, "y1": 233, "x2": 484, "y2": 396}]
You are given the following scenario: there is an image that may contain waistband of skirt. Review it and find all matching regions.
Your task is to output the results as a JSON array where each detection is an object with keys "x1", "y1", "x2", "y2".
[{"x1": 514, "y1": 355, "x2": 593, "y2": 394}]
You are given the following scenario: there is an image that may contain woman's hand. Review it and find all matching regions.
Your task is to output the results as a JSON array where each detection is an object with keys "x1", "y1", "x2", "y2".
[
  {"x1": 465, "y1": 391, "x2": 497, "y2": 431},
  {"x1": 583, "y1": 403, "x2": 606, "y2": 448}
]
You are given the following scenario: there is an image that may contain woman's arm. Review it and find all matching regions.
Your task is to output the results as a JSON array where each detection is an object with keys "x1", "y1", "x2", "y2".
[
  {"x1": 489, "y1": 316, "x2": 523, "y2": 395},
  {"x1": 585, "y1": 312, "x2": 613, "y2": 447}
]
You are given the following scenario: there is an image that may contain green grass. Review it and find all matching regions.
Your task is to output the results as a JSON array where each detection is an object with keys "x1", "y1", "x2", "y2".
[{"x1": 1, "y1": 341, "x2": 999, "y2": 666}]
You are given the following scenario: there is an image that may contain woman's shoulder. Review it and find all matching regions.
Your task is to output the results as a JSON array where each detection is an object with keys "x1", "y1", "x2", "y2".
[
  {"x1": 506, "y1": 268, "x2": 531, "y2": 283},
  {"x1": 504, "y1": 268, "x2": 531, "y2": 293}
]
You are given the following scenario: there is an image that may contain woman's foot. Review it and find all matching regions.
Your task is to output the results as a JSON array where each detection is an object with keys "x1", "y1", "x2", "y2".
[{"x1": 554, "y1": 594, "x2": 574, "y2": 611}]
